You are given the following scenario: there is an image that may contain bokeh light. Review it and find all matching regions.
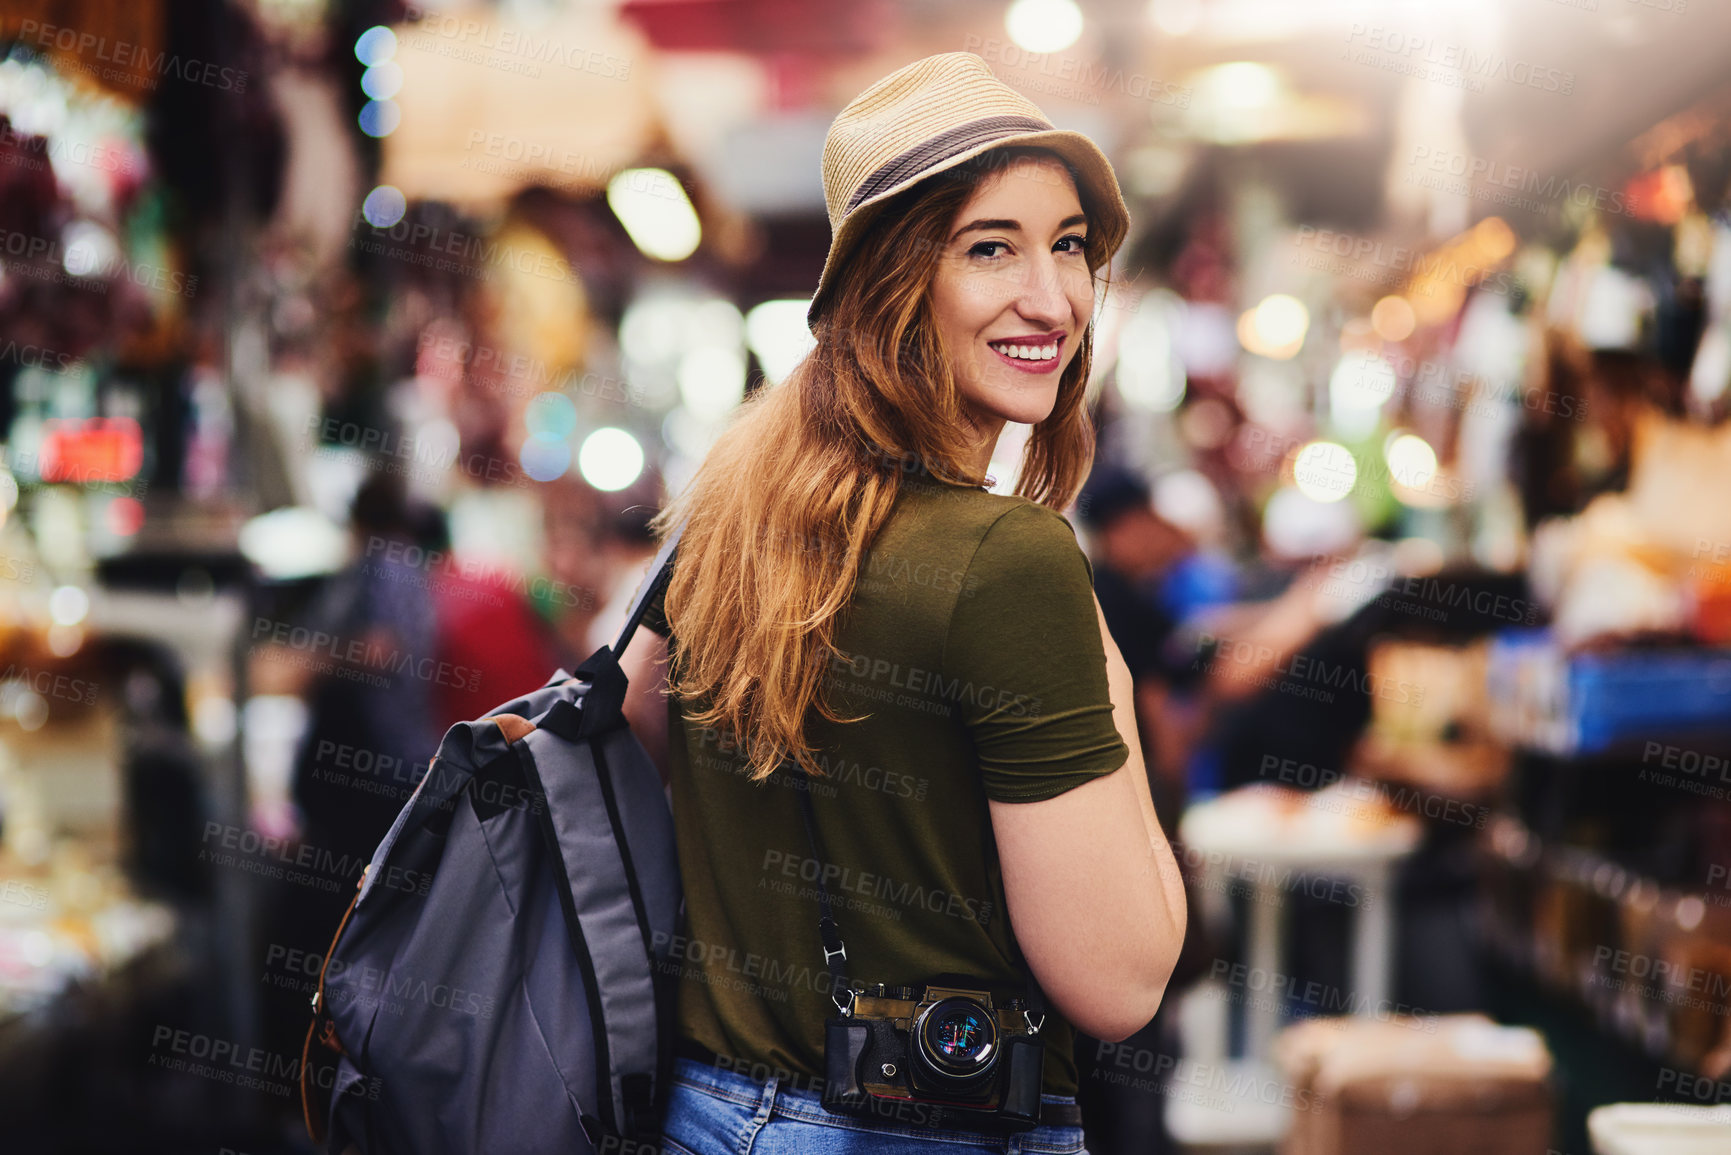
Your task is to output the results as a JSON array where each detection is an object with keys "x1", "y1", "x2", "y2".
[
  {"x1": 1370, "y1": 295, "x2": 1417, "y2": 342},
  {"x1": 361, "y1": 61, "x2": 404, "y2": 101},
  {"x1": 520, "y1": 433, "x2": 573, "y2": 483},
  {"x1": 358, "y1": 100, "x2": 401, "y2": 138},
  {"x1": 362, "y1": 185, "x2": 407, "y2": 227},
  {"x1": 607, "y1": 169, "x2": 701, "y2": 262},
  {"x1": 578, "y1": 427, "x2": 645, "y2": 492},
  {"x1": 354, "y1": 26, "x2": 397, "y2": 66},
  {"x1": 1292, "y1": 440, "x2": 1357, "y2": 503},
  {"x1": 678, "y1": 346, "x2": 747, "y2": 421},
  {"x1": 745, "y1": 299, "x2": 817, "y2": 385},
  {"x1": 526, "y1": 392, "x2": 579, "y2": 439},
  {"x1": 49, "y1": 585, "x2": 89, "y2": 626},
  {"x1": 1006, "y1": 0, "x2": 1085, "y2": 53},
  {"x1": 1237, "y1": 294, "x2": 1309, "y2": 359},
  {"x1": 1385, "y1": 432, "x2": 1439, "y2": 488}
]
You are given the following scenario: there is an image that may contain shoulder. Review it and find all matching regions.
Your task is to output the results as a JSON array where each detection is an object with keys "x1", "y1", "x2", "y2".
[
  {"x1": 967, "y1": 499, "x2": 1094, "y2": 588},
  {"x1": 890, "y1": 488, "x2": 1092, "y2": 588},
  {"x1": 895, "y1": 483, "x2": 1079, "y2": 541},
  {"x1": 939, "y1": 494, "x2": 1110, "y2": 692}
]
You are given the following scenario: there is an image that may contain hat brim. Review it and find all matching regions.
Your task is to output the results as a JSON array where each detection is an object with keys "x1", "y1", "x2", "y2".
[{"x1": 805, "y1": 129, "x2": 1129, "y2": 331}]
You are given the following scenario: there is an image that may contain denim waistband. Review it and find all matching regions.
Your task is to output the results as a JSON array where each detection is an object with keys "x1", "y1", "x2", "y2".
[{"x1": 669, "y1": 1056, "x2": 1086, "y2": 1153}]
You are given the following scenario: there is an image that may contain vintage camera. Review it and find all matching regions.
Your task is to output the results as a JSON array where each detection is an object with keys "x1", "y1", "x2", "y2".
[{"x1": 821, "y1": 979, "x2": 1045, "y2": 1133}]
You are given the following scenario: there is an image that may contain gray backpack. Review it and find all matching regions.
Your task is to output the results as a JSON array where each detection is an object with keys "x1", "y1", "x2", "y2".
[{"x1": 302, "y1": 530, "x2": 683, "y2": 1154}]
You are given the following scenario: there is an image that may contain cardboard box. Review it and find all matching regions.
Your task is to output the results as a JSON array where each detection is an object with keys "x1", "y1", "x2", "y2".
[{"x1": 1274, "y1": 1014, "x2": 1553, "y2": 1155}]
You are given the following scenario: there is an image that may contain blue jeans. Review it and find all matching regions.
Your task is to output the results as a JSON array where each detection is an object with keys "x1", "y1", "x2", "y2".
[{"x1": 661, "y1": 1057, "x2": 1089, "y2": 1155}]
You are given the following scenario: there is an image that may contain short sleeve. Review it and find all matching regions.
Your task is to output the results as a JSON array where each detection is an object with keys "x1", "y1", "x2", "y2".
[{"x1": 944, "y1": 502, "x2": 1130, "y2": 803}]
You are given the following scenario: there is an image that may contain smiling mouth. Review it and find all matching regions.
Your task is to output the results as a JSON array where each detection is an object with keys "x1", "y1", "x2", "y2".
[{"x1": 987, "y1": 335, "x2": 1064, "y2": 371}]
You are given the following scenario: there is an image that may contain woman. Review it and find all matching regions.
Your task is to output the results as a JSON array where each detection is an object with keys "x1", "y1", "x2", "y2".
[{"x1": 625, "y1": 52, "x2": 1188, "y2": 1155}]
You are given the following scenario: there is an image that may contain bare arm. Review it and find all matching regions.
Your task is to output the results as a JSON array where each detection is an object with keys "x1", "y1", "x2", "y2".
[
  {"x1": 987, "y1": 596, "x2": 1188, "y2": 1042},
  {"x1": 1197, "y1": 562, "x2": 1329, "y2": 701}
]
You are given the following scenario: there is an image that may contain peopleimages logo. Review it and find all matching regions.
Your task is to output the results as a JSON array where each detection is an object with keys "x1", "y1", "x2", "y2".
[
  {"x1": 826, "y1": 649, "x2": 1043, "y2": 719},
  {"x1": 1407, "y1": 145, "x2": 1630, "y2": 217},
  {"x1": 306, "y1": 416, "x2": 529, "y2": 489},
  {"x1": 1659, "y1": 1066, "x2": 1731, "y2": 1104},
  {"x1": 1343, "y1": 24, "x2": 1575, "y2": 95},
  {"x1": 1641, "y1": 741, "x2": 1731, "y2": 802},
  {"x1": 1177, "y1": 842, "x2": 1372, "y2": 909},
  {"x1": 350, "y1": 212, "x2": 583, "y2": 288},
  {"x1": 149, "y1": 1025, "x2": 382, "y2": 1100},
  {"x1": 363, "y1": 537, "x2": 597, "y2": 611},
  {"x1": 417, "y1": 329, "x2": 649, "y2": 406},
  {"x1": 760, "y1": 849, "x2": 995, "y2": 926},
  {"x1": 399, "y1": 5, "x2": 633, "y2": 80},
  {"x1": 1195, "y1": 634, "x2": 1426, "y2": 705},
  {"x1": 1301, "y1": 555, "x2": 1541, "y2": 627},
  {"x1": 250, "y1": 616, "x2": 484, "y2": 693},
  {"x1": 1208, "y1": 960, "x2": 1438, "y2": 1029},
  {"x1": 0, "y1": 338, "x2": 83, "y2": 373},
  {"x1": 0, "y1": 226, "x2": 198, "y2": 297},
  {"x1": 1260, "y1": 755, "x2": 1489, "y2": 830},
  {"x1": 1289, "y1": 226, "x2": 1518, "y2": 298},
  {"x1": 0, "y1": 122, "x2": 142, "y2": 180},
  {"x1": 1091, "y1": 1040, "x2": 1325, "y2": 1114},
  {"x1": 12, "y1": 19, "x2": 249, "y2": 93},
  {"x1": 960, "y1": 34, "x2": 1192, "y2": 108}
]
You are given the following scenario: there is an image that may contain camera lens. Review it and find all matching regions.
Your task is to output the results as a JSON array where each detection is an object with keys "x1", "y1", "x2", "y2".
[
  {"x1": 931, "y1": 1008, "x2": 989, "y2": 1061},
  {"x1": 914, "y1": 997, "x2": 998, "y2": 1083}
]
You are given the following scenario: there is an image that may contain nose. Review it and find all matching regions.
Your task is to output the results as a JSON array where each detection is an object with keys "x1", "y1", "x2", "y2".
[{"x1": 1012, "y1": 250, "x2": 1071, "y2": 329}]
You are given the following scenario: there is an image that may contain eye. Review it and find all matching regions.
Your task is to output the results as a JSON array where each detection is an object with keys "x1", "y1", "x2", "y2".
[
  {"x1": 968, "y1": 240, "x2": 1009, "y2": 259},
  {"x1": 1055, "y1": 234, "x2": 1088, "y2": 255}
]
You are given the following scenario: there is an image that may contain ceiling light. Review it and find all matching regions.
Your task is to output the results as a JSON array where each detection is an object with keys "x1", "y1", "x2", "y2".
[
  {"x1": 1006, "y1": 0, "x2": 1085, "y2": 53},
  {"x1": 607, "y1": 169, "x2": 701, "y2": 262}
]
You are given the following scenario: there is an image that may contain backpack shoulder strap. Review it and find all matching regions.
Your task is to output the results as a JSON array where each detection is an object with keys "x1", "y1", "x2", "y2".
[{"x1": 612, "y1": 522, "x2": 684, "y2": 658}]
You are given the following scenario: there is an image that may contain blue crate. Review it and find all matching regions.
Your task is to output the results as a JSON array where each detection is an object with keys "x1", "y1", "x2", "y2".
[
  {"x1": 1488, "y1": 630, "x2": 1731, "y2": 753},
  {"x1": 1570, "y1": 647, "x2": 1731, "y2": 752}
]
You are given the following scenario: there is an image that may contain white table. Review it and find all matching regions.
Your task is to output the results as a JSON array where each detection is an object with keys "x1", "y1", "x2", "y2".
[{"x1": 1167, "y1": 783, "x2": 1424, "y2": 1148}]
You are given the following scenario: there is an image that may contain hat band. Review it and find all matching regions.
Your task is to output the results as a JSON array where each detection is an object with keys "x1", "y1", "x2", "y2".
[{"x1": 843, "y1": 114, "x2": 1052, "y2": 214}]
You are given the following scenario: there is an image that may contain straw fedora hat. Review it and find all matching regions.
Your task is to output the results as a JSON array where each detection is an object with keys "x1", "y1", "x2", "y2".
[{"x1": 809, "y1": 51, "x2": 1130, "y2": 327}]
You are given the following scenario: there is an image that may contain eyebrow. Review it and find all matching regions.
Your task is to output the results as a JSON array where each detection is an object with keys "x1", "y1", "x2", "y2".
[{"x1": 950, "y1": 213, "x2": 1089, "y2": 243}]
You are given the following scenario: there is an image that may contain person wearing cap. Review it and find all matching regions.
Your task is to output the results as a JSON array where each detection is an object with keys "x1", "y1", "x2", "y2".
[
  {"x1": 625, "y1": 52, "x2": 1187, "y2": 1153},
  {"x1": 1070, "y1": 466, "x2": 1211, "y2": 1155},
  {"x1": 1075, "y1": 468, "x2": 1191, "y2": 701},
  {"x1": 1074, "y1": 465, "x2": 1197, "y2": 824}
]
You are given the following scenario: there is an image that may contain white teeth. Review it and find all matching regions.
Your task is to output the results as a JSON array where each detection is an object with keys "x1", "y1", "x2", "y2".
[{"x1": 991, "y1": 341, "x2": 1058, "y2": 361}]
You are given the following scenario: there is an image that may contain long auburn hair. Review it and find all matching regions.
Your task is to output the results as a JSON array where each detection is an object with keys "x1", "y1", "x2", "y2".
[{"x1": 648, "y1": 146, "x2": 1111, "y2": 781}]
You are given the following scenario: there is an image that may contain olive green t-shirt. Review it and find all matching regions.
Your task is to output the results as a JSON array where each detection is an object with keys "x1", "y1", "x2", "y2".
[{"x1": 639, "y1": 477, "x2": 1130, "y2": 1097}]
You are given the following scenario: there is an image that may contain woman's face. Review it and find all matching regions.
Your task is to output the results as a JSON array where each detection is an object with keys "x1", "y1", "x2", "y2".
[{"x1": 928, "y1": 155, "x2": 1094, "y2": 439}]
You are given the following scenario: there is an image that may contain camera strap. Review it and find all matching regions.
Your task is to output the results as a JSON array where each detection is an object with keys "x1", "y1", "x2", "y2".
[
  {"x1": 789, "y1": 761, "x2": 855, "y2": 1014},
  {"x1": 787, "y1": 762, "x2": 1047, "y2": 1033}
]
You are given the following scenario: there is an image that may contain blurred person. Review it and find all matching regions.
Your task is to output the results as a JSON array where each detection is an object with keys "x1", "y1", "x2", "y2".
[
  {"x1": 622, "y1": 53, "x2": 1187, "y2": 1155},
  {"x1": 287, "y1": 471, "x2": 445, "y2": 852},
  {"x1": 541, "y1": 473, "x2": 615, "y2": 659},
  {"x1": 1075, "y1": 464, "x2": 1195, "y2": 824},
  {"x1": 251, "y1": 470, "x2": 444, "y2": 1102},
  {"x1": 1071, "y1": 465, "x2": 1219, "y2": 1155},
  {"x1": 1514, "y1": 333, "x2": 1686, "y2": 532},
  {"x1": 429, "y1": 473, "x2": 661, "y2": 733},
  {"x1": 426, "y1": 549, "x2": 566, "y2": 732},
  {"x1": 426, "y1": 477, "x2": 601, "y2": 729},
  {"x1": 108, "y1": 640, "x2": 214, "y2": 905}
]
